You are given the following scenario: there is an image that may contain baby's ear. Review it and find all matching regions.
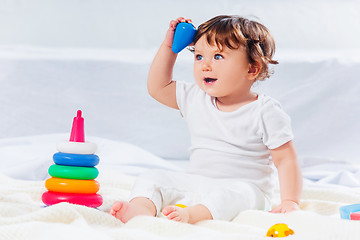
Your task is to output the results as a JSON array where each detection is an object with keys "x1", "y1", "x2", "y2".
[{"x1": 248, "y1": 62, "x2": 261, "y2": 80}]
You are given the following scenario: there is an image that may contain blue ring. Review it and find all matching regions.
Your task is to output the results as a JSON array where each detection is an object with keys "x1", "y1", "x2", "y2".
[{"x1": 53, "y1": 152, "x2": 99, "y2": 167}]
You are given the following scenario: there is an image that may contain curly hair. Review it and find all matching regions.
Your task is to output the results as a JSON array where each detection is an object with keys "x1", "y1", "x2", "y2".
[{"x1": 192, "y1": 15, "x2": 278, "y2": 81}]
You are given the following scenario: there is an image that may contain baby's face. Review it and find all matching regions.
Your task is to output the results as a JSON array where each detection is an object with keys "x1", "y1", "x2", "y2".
[{"x1": 193, "y1": 35, "x2": 253, "y2": 98}]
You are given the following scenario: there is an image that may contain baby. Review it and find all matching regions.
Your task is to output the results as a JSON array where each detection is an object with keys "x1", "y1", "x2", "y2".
[{"x1": 110, "y1": 15, "x2": 302, "y2": 224}]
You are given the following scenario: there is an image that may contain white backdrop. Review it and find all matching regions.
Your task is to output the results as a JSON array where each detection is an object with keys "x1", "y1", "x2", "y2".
[{"x1": 1, "y1": 0, "x2": 360, "y2": 51}]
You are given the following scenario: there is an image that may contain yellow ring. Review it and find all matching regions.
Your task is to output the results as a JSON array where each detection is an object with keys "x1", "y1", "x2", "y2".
[{"x1": 45, "y1": 177, "x2": 100, "y2": 194}]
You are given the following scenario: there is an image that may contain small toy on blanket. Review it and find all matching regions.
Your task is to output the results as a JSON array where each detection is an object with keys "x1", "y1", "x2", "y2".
[
  {"x1": 266, "y1": 223, "x2": 294, "y2": 238},
  {"x1": 339, "y1": 203, "x2": 360, "y2": 220},
  {"x1": 42, "y1": 110, "x2": 103, "y2": 208},
  {"x1": 175, "y1": 204, "x2": 188, "y2": 208}
]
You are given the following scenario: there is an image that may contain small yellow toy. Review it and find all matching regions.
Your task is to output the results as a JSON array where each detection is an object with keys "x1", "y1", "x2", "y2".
[
  {"x1": 175, "y1": 204, "x2": 188, "y2": 208},
  {"x1": 266, "y1": 223, "x2": 294, "y2": 238}
]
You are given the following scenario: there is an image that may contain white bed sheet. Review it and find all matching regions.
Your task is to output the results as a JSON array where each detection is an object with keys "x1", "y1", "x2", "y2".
[
  {"x1": 1, "y1": 169, "x2": 360, "y2": 240},
  {"x1": 0, "y1": 134, "x2": 360, "y2": 239}
]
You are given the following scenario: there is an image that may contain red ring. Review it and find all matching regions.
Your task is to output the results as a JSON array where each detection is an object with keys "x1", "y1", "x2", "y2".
[{"x1": 42, "y1": 191, "x2": 103, "y2": 208}]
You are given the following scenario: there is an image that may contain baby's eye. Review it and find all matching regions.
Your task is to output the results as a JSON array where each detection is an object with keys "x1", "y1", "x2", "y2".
[
  {"x1": 195, "y1": 54, "x2": 203, "y2": 61},
  {"x1": 214, "y1": 54, "x2": 223, "y2": 60}
]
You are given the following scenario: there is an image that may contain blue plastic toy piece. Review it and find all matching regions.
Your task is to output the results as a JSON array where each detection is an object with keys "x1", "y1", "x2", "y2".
[
  {"x1": 53, "y1": 152, "x2": 100, "y2": 167},
  {"x1": 340, "y1": 204, "x2": 360, "y2": 220},
  {"x1": 172, "y1": 22, "x2": 197, "y2": 54}
]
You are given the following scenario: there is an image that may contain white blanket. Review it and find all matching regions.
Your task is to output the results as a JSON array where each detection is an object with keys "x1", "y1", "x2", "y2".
[{"x1": 1, "y1": 172, "x2": 360, "y2": 240}]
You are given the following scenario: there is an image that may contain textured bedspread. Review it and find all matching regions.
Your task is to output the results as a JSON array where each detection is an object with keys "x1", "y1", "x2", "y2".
[{"x1": 1, "y1": 172, "x2": 360, "y2": 240}]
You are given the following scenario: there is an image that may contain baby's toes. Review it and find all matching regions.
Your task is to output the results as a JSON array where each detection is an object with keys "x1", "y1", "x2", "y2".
[
  {"x1": 162, "y1": 206, "x2": 176, "y2": 216},
  {"x1": 110, "y1": 201, "x2": 127, "y2": 217},
  {"x1": 110, "y1": 209, "x2": 116, "y2": 216},
  {"x1": 167, "y1": 210, "x2": 180, "y2": 220},
  {"x1": 111, "y1": 201, "x2": 123, "y2": 211},
  {"x1": 171, "y1": 216, "x2": 182, "y2": 222}
]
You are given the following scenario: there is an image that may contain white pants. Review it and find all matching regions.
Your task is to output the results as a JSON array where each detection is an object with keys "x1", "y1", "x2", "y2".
[{"x1": 129, "y1": 170, "x2": 271, "y2": 221}]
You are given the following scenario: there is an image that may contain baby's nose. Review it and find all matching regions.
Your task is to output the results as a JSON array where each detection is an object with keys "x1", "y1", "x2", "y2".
[{"x1": 202, "y1": 61, "x2": 212, "y2": 71}]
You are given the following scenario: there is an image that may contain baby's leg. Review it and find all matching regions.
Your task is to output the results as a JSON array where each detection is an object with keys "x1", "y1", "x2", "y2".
[
  {"x1": 110, "y1": 197, "x2": 156, "y2": 223},
  {"x1": 162, "y1": 204, "x2": 213, "y2": 224}
]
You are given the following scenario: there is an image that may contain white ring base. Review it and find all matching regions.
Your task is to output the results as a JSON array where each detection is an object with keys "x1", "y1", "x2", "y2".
[{"x1": 56, "y1": 141, "x2": 97, "y2": 154}]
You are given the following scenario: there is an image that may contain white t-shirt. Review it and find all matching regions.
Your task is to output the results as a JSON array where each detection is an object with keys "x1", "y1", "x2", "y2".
[{"x1": 176, "y1": 81, "x2": 294, "y2": 195}]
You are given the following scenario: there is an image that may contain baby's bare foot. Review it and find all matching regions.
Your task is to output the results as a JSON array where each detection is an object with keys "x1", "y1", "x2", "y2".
[
  {"x1": 162, "y1": 205, "x2": 190, "y2": 223},
  {"x1": 110, "y1": 201, "x2": 153, "y2": 223}
]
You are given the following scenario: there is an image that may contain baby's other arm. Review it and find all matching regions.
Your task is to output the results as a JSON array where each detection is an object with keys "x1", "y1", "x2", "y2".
[
  {"x1": 147, "y1": 17, "x2": 191, "y2": 109},
  {"x1": 270, "y1": 140, "x2": 302, "y2": 213}
]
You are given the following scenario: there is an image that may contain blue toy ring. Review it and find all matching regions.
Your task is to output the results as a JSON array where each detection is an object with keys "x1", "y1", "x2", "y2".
[{"x1": 53, "y1": 152, "x2": 100, "y2": 167}]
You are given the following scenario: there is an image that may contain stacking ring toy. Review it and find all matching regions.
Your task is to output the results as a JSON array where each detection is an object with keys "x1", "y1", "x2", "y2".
[
  {"x1": 57, "y1": 141, "x2": 97, "y2": 154},
  {"x1": 48, "y1": 164, "x2": 99, "y2": 180},
  {"x1": 53, "y1": 152, "x2": 99, "y2": 167},
  {"x1": 45, "y1": 177, "x2": 100, "y2": 194},
  {"x1": 42, "y1": 191, "x2": 103, "y2": 208}
]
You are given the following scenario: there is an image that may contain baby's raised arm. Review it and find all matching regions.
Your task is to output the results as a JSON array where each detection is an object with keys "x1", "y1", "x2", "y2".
[{"x1": 147, "y1": 17, "x2": 192, "y2": 109}]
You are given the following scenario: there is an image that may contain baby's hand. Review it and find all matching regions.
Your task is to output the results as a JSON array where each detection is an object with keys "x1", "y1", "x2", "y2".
[
  {"x1": 270, "y1": 200, "x2": 300, "y2": 213},
  {"x1": 164, "y1": 17, "x2": 193, "y2": 48}
]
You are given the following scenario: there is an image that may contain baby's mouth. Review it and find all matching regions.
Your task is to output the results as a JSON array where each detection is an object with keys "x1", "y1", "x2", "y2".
[{"x1": 204, "y1": 77, "x2": 217, "y2": 84}]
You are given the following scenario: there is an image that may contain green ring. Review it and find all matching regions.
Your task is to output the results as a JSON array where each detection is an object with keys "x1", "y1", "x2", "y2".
[{"x1": 48, "y1": 164, "x2": 99, "y2": 180}]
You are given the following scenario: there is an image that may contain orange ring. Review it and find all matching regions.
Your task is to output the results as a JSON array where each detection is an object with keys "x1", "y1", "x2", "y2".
[{"x1": 45, "y1": 177, "x2": 100, "y2": 194}]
